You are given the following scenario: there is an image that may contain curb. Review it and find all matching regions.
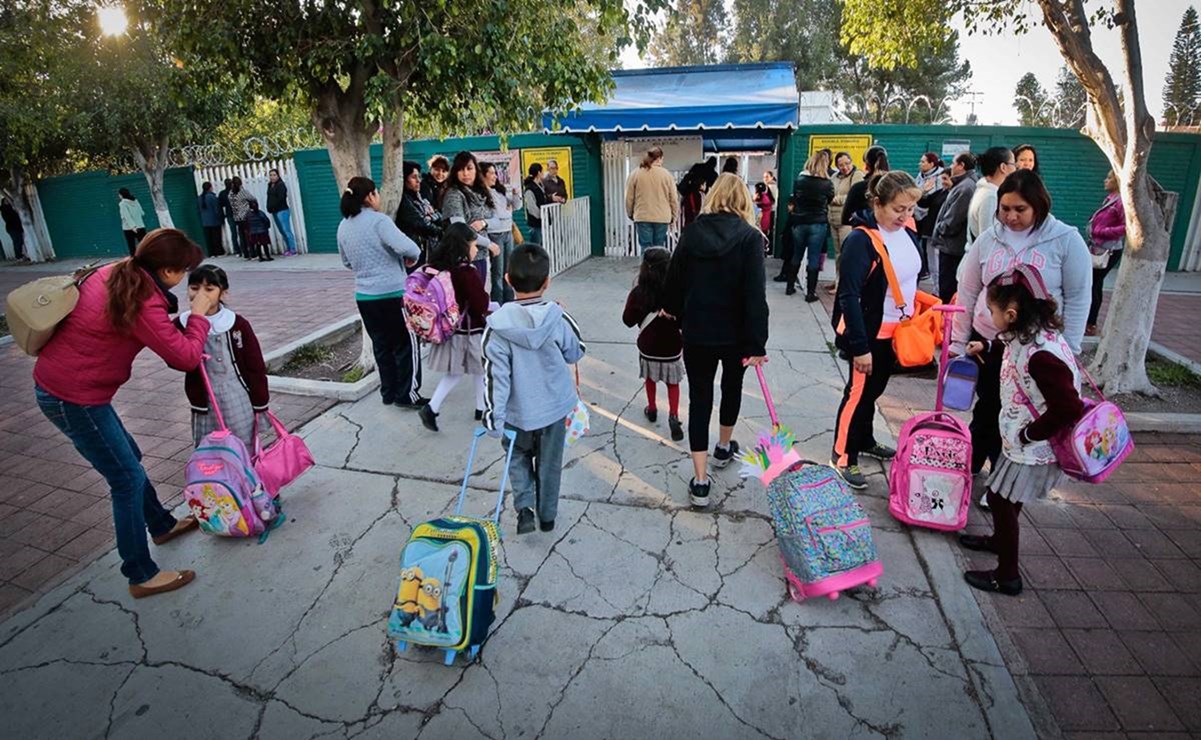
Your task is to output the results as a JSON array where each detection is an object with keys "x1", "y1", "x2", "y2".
[
  {"x1": 263, "y1": 313, "x2": 360, "y2": 370},
  {"x1": 264, "y1": 313, "x2": 381, "y2": 402},
  {"x1": 1125, "y1": 412, "x2": 1201, "y2": 433},
  {"x1": 0, "y1": 335, "x2": 12, "y2": 348}
]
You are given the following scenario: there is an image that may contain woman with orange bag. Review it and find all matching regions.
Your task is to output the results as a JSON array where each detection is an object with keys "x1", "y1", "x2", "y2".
[{"x1": 829, "y1": 171, "x2": 924, "y2": 489}]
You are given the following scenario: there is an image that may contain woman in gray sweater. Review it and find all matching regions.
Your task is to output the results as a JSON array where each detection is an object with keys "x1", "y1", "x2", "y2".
[
  {"x1": 439, "y1": 151, "x2": 500, "y2": 287},
  {"x1": 337, "y1": 176, "x2": 424, "y2": 408}
]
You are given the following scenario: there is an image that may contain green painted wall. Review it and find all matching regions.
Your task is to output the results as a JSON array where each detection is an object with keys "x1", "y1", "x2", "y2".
[
  {"x1": 37, "y1": 167, "x2": 203, "y2": 259},
  {"x1": 777, "y1": 125, "x2": 1201, "y2": 270},
  {"x1": 293, "y1": 133, "x2": 604, "y2": 256}
]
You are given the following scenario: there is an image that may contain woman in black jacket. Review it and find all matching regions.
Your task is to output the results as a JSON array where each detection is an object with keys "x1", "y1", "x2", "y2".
[
  {"x1": 786, "y1": 153, "x2": 835, "y2": 301},
  {"x1": 830, "y1": 171, "x2": 923, "y2": 490},
  {"x1": 396, "y1": 161, "x2": 443, "y2": 265},
  {"x1": 841, "y1": 146, "x2": 890, "y2": 226},
  {"x1": 664, "y1": 173, "x2": 769, "y2": 510}
]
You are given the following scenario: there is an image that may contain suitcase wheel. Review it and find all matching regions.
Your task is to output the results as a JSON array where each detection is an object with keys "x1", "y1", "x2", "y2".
[
  {"x1": 468, "y1": 645, "x2": 481, "y2": 661},
  {"x1": 868, "y1": 578, "x2": 879, "y2": 588},
  {"x1": 827, "y1": 591, "x2": 840, "y2": 601},
  {"x1": 443, "y1": 649, "x2": 457, "y2": 666},
  {"x1": 395, "y1": 640, "x2": 408, "y2": 653},
  {"x1": 787, "y1": 581, "x2": 804, "y2": 602}
]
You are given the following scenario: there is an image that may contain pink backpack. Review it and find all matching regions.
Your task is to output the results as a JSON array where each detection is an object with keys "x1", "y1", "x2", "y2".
[
  {"x1": 404, "y1": 266, "x2": 460, "y2": 344},
  {"x1": 183, "y1": 363, "x2": 280, "y2": 540},
  {"x1": 889, "y1": 305, "x2": 973, "y2": 531}
]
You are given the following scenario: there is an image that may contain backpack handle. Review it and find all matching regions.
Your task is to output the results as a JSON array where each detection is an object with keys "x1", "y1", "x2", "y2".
[
  {"x1": 197, "y1": 356, "x2": 228, "y2": 432},
  {"x1": 754, "y1": 364, "x2": 779, "y2": 428},
  {"x1": 459, "y1": 426, "x2": 518, "y2": 523}
]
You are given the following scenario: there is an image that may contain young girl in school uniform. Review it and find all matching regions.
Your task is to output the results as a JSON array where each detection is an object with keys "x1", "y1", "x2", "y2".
[
  {"x1": 959, "y1": 263, "x2": 1084, "y2": 596},
  {"x1": 622, "y1": 247, "x2": 685, "y2": 441}
]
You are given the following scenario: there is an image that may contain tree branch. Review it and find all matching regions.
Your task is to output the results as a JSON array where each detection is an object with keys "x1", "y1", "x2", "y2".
[{"x1": 1115, "y1": 0, "x2": 1155, "y2": 172}]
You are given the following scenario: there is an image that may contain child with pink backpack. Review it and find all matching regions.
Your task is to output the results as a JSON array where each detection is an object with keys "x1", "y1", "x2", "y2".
[{"x1": 958, "y1": 265, "x2": 1088, "y2": 596}]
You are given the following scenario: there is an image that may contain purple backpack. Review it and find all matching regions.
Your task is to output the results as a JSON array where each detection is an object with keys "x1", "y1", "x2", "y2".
[{"x1": 404, "y1": 267, "x2": 460, "y2": 344}]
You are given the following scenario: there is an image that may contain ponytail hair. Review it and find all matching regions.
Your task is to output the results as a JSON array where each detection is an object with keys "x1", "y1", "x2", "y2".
[
  {"x1": 340, "y1": 176, "x2": 376, "y2": 218},
  {"x1": 106, "y1": 228, "x2": 203, "y2": 333},
  {"x1": 640, "y1": 147, "x2": 664, "y2": 169},
  {"x1": 867, "y1": 171, "x2": 922, "y2": 207},
  {"x1": 864, "y1": 146, "x2": 889, "y2": 175}
]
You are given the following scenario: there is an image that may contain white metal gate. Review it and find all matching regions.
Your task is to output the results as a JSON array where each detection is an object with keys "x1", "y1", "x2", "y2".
[
  {"x1": 541, "y1": 196, "x2": 592, "y2": 276},
  {"x1": 193, "y1": 158, "x2": 310, "y2": 255},
  {"x1": 601, "y1": 139, "x2": 685, "y2": 257}
]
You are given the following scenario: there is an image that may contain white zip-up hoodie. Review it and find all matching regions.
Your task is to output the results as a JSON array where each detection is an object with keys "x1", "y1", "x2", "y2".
[{"x1": 951, "y1": 214, "x2": 1093, "y2": 355}]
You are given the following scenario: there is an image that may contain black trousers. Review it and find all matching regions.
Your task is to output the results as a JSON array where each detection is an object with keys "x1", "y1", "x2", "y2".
[
  {"x1": 203, "y1": 226, "x2": 225, "y2": 257},
  {"x1": 682, "y1": 344, "x2": 747, "y2": 453},
  {"x1": 832, "y1": 338, "x2": 895, "y2": 466},
  {"x1": 123, "y1": 228, "x2": 146, "y2": 257},
  {"x1": 969, "y1": 329, "x2": 1003, "y2": 474},
  {"x1": 1088, "y1": 249, "x2": 1123, "y2": 326},
  {"x1": 357, "y1": 297, "x2": 422, "y2": 404},
  {"x1": 937, "y1": 251, "x2": 962, "y2": 303}
]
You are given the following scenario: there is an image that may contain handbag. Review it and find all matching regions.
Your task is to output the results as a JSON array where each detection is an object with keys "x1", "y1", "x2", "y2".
[
  {"x1": 5, "y1": 261, "x2": 107, "y2": 356},
  {"x1": 511, "y1": 223, "x2": 525, "y2": 245},
  {"x1": 858, "y1": 227, "x2": 941, "y2": 367},
  {"x1": 253, "y1": 411, "x2": 316, "y2": 496},
  {"x1": 565, "y1": 365, "x2": 590, "y2": 446}
]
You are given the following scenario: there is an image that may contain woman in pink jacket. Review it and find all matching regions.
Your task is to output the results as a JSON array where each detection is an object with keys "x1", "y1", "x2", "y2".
[
  {"x1": 33, "y1": 229, "x2": 219, "y2": 598},
  {"x1": 1086, "y1": 171, "x2": 1126, "y2": 336}
]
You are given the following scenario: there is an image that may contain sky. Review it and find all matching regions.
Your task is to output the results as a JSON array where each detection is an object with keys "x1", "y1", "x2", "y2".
[{"x1": 618, "y1": 1, "x2": 1195, "y2": 125}]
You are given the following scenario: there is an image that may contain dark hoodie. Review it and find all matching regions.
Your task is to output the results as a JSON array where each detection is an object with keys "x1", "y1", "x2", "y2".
[
  {"x1": 832, "y1": 211, "x2": 922, "y2": 358},
  {"x1": 663, "y1": 212, "x2": 769, "y2": 356}
]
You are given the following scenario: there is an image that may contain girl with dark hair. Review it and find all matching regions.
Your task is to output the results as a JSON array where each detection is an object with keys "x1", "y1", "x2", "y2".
[
  {"x1": 418, "y1": 223, "x2": 492, "y2": 433},
  {"x1": 829, "y1": 171, "x2": 923, "y2": 490},
  {"x1": 959, "y1": 265, "x2": 1084, "y2": 596},
  {"x1": 840, "y1": 145, "x2": 890, "y2": 227},
  {"x1": 395, "y1": 160, "x2": 443, "y2": 265},
  {"x1": 480, "y1": 161, "x2": 521, "y2": 304},
  {"x1": 118, "y1": 188, "x2": 147, "y2": 256},
  {"x1": 622, "y1": 247, "x2": 685, "y2": 441},
  {"x1": 439, "y1": 151, "x2": 500, "y2": 287},
  {"x1": 678, "y1": 165, "x2": 708, "y2": 229},
  {"x1": 174, "y1": 265, "x2": 269, "y2": 449},
  {"x1": 33, "y1": 229, "x2": 215, "y2": 598},
  {"x1": 421, "y1": 155, "x2": 451, "y2": 206},
  {"x1": 951, "y1": 169, "x2": 1092, "y2": 494},
  {"x1": 1013, "y1": 144, "x2": 1039, "y2": 174},
  {"x1": 337, "y1": 176, "x2": 425, "y2": 408}
]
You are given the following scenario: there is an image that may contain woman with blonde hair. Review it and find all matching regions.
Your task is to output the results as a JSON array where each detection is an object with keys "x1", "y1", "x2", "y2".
[
  {"x1": 625, "y1": 146, "x2": 679, "y2": 252},
  {"x1": 785, "y1": 152, "x2": 835, "y2": 300},
  {"x1": 663, "y1": 173, "x2": 769, "y2": 510}
]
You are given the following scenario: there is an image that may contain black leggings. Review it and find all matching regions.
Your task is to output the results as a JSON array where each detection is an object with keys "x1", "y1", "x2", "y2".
[
  {"x1": 123, "y1": 228, "x2": 146, "y2": 256},
  {"x1": 682, "y1": 344, "x2": 747, "y2": 453},
  {"x1": 987, "y1": 490, "x2": 1023, "y2": 581},
  {"x1": 969, "y1": 330, "x2": 1003, "y2": 474},
  {"x1": 1088, "y1": 250, "x2": 1123, "y2": 326}
]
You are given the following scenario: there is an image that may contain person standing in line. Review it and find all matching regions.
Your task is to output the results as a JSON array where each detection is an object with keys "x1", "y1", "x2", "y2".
[
  {"x1": 722, "y1": 156, "x2": 741, "y2": 177},
  {"x1": 917, "y1": 169, "x2": 954, "y2": 290},
  {"x1": 829, "y1": 172, "x2": 924, "y2": 490},
  {"x1": 678, "y1": 167, "x2": 707, "y2": 229},
  {"x1": 930, "y1": 151, "x2": 979, "y2": 301},
  {"x1": 763, "y1": 170, "x2": 779, "y2": 204},
  {"x1": 625, "y1": 146, "x2": 679, "y2": 253},
  {"x1": 481, "y1": 161, "x2": 520, "y2": 304},
  {"x1": 840, "y1": 146, "x2": 890, "y2": 231},
  {"x1": 227, "y1": 177, "x2": 255, "y2": 260},
  {"x1": 266, "y1": 169, "x2": 298, "y2": 256},
  {"x1": 542, "y1": 159, "x2": 568, "y2": 203},
  {"x1": 421, "y1": 155, "x2": 451, "y2": 207},
  {"x1": 1013, "y1": 144, "x2": 1040, "y2": 174},
  {"x1": 197, "y1": 182, "x2": 224, "y2": 257},
  {"x1": 218, "y1": 178, "x2": 242, "y2": 257},
  {"x1": 523, "y1": 163, "x2": 548, "y2": 245},
  {"x1": 34, "y1": 229, "x2": 214, "y2": 598},
  {"x1": 786, "y1": 153, "x2": 835, "y2": 301},
  {"x1": 1086, "y1": 170, "x2": 1126, "y2": 336},
  {"x1": 913, "y1": 153, "x2": 945, "y2": 280},
  {"x1": 118, "y1": 189, "x2": 147, "y2": 257},
  {"x1": 439, "y1": 151, "x2": 500, "y2": 287},
  {"x1": 623, "y1": 247, "x2": 685, "y2": 442},
  {"x1": 818, "y1": 148, "x2": 836, "y2": 176},
  {"x1": 1, "y1": 196, "x2": 26, "y2": 261},
  {"x1": 245, "y1": 201, "x2": 275, "y2": 262},
  {"x1": 663, "y1": 174, "x2": 769, "y2": 510},
  {"x1": 824, "y1": 152, "x2": 865, "y2": 292},
  {"x1": 395, "y1": 160, "x2": 444, "y2": 265},
  {"x1": 337, "y1": 176, "x2": 425, "y2": 408},
  {"x1": 967, "y1": 146, "x2": 1018, "y2": 248}
]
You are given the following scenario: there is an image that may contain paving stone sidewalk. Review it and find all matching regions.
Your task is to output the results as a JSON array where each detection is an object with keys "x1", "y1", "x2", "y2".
[
  {"x1": 0, "y1": 256, "x2": 355, "y2": 616},
  {"x1": 814, "y1": 279, "x2": 1201, "y2": 738},
  {"x1": 0, "y1": 258, "x2": 1037, "y2": 739}
]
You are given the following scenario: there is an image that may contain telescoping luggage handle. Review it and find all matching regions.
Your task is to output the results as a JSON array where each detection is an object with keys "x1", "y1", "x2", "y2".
[
  {"x1": 458, "y1": 427, "x2": 519, "y2": 524},
  {"x1": 754, "y1": 364, "x2": 780, "y2": 429},
  {"x1": 932, "y1": 304, "x2": 965, "y2": 413}
]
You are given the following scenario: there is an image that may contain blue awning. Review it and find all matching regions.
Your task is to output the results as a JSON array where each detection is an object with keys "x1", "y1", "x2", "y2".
[{"x1": 544, "y1": 63, "x2": 799, "y2": 133}]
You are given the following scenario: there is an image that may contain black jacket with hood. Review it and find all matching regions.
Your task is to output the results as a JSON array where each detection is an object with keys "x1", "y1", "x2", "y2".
[
  {"x1": 832, "y1": 211, "x2": 922, "y2": 358},
  {"x1": 788, "y1": 174, "x2": 835, "y2": 225},
  {"x1": 663, "y1": 212, "x2": 769, "y2": 356}
]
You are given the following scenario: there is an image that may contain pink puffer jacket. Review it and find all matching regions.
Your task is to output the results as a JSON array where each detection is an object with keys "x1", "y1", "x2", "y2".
[{"x1": 1089, "y1": 194, "x2": 1125, "y2": 246}]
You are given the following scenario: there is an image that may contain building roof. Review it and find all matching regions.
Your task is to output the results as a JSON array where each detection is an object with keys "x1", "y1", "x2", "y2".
[{"x1": 543, "y1": 63, "x2": 801, "y2": 133}]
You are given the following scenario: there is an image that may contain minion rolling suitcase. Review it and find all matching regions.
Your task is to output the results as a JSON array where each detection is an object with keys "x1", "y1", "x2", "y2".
[{"x1": 388, "y1": 427, "x2": 516, "y2": 664}]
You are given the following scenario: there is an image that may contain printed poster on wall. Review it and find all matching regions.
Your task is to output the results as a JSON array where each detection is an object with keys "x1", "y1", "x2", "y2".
[
  {"x1": 474, "y1": 150, "x2": 522, "y2": 195},
  {"x1": 807, "y1": 135, "x2": 874, "y2": 173},
  {"x1": 519, "y1": 147, "x2": 573, "y2": 199},
  {"x1": 940, "y1": 140, "x2": 972, "y2": 160}
]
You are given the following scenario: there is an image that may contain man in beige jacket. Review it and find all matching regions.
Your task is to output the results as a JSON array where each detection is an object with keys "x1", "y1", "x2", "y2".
[
  {"x1": 625, "y1": 147, "x2": 679, "y2": 252},
  {"x1": 826, "y1": 152, "x2": 864, "y2": 290}
]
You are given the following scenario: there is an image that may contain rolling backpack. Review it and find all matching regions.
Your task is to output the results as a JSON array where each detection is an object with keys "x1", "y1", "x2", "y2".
[
  {"x1": 389, "y1": 427, "x2": 515, "y2": 664},
  {"x1": 183, "y1": 362, "x2": 281, "y2": 540},
  {"x1": 740, "y1": 365, "x2": 883, "y2": 602},
  {"x1": 404, "y1": 266, "x2": 460, "y2": 344},
  {"x1": 888, "y1": 304, "x2": 973, "y2": 531}
]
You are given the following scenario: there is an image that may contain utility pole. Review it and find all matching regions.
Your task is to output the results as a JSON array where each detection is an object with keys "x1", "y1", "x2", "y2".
[{"x1": 963, "y1": 91, "x2": 983, "y2": 125}]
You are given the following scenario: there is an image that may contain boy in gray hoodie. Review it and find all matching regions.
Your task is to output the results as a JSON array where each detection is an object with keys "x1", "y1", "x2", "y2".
[{"x1": 482, "y1": 244, "x2": 586, "y2": 534}]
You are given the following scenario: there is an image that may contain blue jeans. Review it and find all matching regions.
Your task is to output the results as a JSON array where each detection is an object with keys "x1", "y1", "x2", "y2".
[
  {"x1": 35, "y1": 386, "x2": 178, "y2": 585},
  {"x1": 636, "y1": 222, "x2": 668, "y2": 252},
  {"x1": 488, "y1": 230, "x2": 516, "y2": 304},
  {"x1": 528, "y1": 226, "x2": 542, "y2": 245},
  {"x1": 790, "y1": 222, "x2": 829, "y2": 271},
  {"x1": 502, "y1": 417, "x2": 567, "y2": 523},
  {"x1": 225, "y1": 215, "x2": 242, "y2": 255},
  {"x1": 272, "y1": 210, "x2": 297, "y2": 253}
]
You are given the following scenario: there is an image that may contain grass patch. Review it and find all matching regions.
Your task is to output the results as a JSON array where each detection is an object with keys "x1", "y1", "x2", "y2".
[
  {"x1": 826, "y1": 341, "x2": 838, "y2": 357},
  {"x1": 1147, "y1": 357, "x2": 1201, "y2": 388},
  {"x1": 341, "y1": 365, "x2": 365, "y2": 383},
  {"x1": 280, "y1": 342, "x2": 333, "y2": 374}
]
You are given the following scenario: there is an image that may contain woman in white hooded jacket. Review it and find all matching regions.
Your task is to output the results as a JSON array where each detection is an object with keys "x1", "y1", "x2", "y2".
[{"x1": 952, "y1": 170, "x2": 1092, "y2": 490}]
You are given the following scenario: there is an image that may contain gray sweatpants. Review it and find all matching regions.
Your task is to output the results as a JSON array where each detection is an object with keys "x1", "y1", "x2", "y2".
[{"x1": 502, "y1": 417, "x2": 567, "y2": 523}]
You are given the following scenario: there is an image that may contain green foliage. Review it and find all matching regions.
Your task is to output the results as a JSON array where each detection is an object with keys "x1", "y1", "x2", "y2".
[
  {"x1": 1163, "y1": 6, "x2": 1201, "y2": 126},
  {"x1": 837, "y1": 32, "x2": 970, "y2": 123},
  {"x1": 281, "y1": 343, "x2": 333, "y2": 374},
  {"x1": 726, "y1": 0, "x2": 840, "y2": 91},
  {"x1": 1055, "y1": 65, "x2": 1087, "y2": 129},
  {"x1": 1147, "y1": 357, "x2": 1201, "y2": 388},
  {"x1": 1014, "y1": 72, "x2": 1052, "y2": 127},
  {"x1": 840, "y1": 0, "x2": 956, "y2": 71},
  {"x1": 650, "y1": 0, "x2": 730, "y2": 66},
  {"x1": 341, "y1": 366, "x2": 366, "y2": 384}
]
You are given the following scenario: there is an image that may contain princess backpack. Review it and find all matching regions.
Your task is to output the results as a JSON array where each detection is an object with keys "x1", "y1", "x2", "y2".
[
  {"x1": 404, "y1": 266, "x2": 461, "y2": 344},
  {"x1": 888, "y1": 304, "x2": 973, "y2": 531}
]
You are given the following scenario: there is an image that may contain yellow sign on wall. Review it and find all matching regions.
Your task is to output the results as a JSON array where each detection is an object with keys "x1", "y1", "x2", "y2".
[
  {"x1": 519, "y1": 147, "x2": 573, "y2": 199},
  {"x1": 807, "y1": 135, "x2": 875, "y2": 172}
]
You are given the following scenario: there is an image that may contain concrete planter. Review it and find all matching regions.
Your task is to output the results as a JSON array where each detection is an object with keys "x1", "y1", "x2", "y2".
[{"x1": 264, "y1": 315, "x2": 380, "y2": 402}]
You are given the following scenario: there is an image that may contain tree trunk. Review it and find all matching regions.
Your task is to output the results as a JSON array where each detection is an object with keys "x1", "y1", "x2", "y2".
[
  {"x1": 131, "y1": 137, "x2": 174, "y2": 229},
  {"x1": 379, "y1": 91, "x2": 405, "y2": 222},
  {"x1": 2, "y1": 166, "x2": 52, "y2": 262},
  {"x1": 1092, "y1": 175, "x2": 1174, "y2": 395}
]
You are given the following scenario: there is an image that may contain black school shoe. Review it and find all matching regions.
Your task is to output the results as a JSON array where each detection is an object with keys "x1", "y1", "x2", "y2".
[
  {"x1": 539, "y1": 519, "x2": 555, "y2": 532},
  {"x1": 418, "y1": 404, "x2": 439, "y2": 432},
  {"x1": 712, "y1": 440, "x2": 740, "y2": 468},
  {"x1": 668, "y1": 416, "x2": 684, "y2": 442},
  {"x1": 958, "y1": 534, "x2": 998, "y2": 554},
  {"x1": 644, "y1": 406, "x2": 658, "y2": 423},
  {"x1": 393, "y1": 395, "x2": 428, "y2": 409},
  {"x1": 964, "y1": 570, "x2": 1023, "y2": 596},
  {"x1": 689, "y1": 478, "x2": 711, "y2": 508},
  {"x1": 517, "y1": 508, "x2": 536, "y2": 535}
]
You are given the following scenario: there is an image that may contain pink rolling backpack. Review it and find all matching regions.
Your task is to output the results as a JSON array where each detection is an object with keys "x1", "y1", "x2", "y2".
[
  {"x1": 888, "y1": 304, "x2": 973, "y2": 531},
  {"x1": 404, "y1": 266, "x2": 460, "y2": 344}
]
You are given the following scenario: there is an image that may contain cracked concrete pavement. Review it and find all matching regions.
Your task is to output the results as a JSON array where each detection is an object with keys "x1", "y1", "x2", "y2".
[{"x1": 0, "y1": 258, "x2": 1038, "y2": 739}]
